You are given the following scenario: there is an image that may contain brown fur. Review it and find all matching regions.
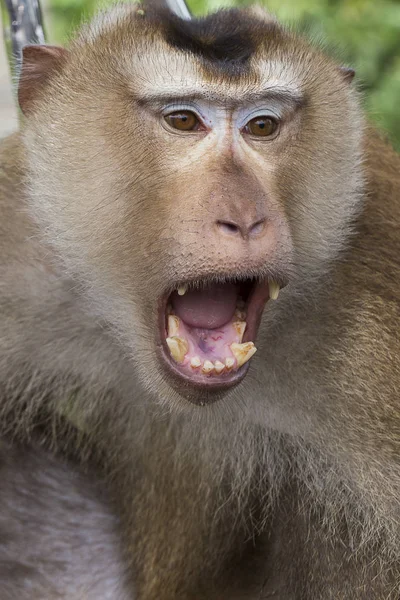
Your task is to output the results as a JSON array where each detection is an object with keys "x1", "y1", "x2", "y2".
[
  {"x1": 0, "y1": 4, "x2": 400, "y2": 599},
  {"x1": 0, "y1": 443, "x2": 130, "y2": 600}
]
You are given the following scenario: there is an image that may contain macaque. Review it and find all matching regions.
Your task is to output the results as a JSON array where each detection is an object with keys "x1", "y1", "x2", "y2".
[
  {"x1": 0, "y1": 444, "x2": 130, "y2": 599},
  {"x1": 0, "y1": 2, "x2": 399, "y2": 598}
]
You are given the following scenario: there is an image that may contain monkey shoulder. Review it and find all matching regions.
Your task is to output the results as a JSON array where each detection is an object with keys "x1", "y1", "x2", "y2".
[{"x1": 0, "y1": 442, "x2": 132, "y2": 600}]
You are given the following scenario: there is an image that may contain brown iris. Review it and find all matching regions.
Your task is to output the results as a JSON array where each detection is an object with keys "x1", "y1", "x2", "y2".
[
  {"x1": 165, "y1": 111, "x2": 200, "y2": 132},
  {"x1": 245, "y1": 116, "x2": 279, "y2": 137}
]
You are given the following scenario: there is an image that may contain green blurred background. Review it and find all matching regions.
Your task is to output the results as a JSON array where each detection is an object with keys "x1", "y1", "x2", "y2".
[{"x1": 47, "y1": 0, "x2": 400, "y2": 149}]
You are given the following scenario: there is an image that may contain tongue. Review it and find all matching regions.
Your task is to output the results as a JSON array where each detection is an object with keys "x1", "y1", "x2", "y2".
[{"x1": 171, "y1": 283, "x2": 238, "y2": 329}]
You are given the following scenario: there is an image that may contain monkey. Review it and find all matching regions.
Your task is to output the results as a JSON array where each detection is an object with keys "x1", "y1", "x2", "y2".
[
  {"x1": 0, "y1": 443, "x2": 131, "y2": 600},
  {"x1": 0, "y1": 1, "x2": 399, "y2": 598}
]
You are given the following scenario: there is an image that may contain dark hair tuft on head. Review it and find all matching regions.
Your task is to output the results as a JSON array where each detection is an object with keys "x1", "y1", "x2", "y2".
[{"x1": 142, "y1": 7, "x2": 279, "y2": 72}]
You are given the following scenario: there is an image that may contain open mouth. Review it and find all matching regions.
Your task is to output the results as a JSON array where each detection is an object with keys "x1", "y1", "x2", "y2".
[{"x1": 159, "y1": 276, "x2": 281, "y2": 390}]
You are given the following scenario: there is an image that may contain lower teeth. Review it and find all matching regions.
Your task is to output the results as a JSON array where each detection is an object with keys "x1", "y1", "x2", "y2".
[
  {"x1": 230, "y1": 342, "x2": 257, "y2": 368},
  {"x1": 166, "y1": 336, "x2": 188, "y2": 364},
  {"x1": 166, "y1": 303, "x2": 257, "y2": 374}
]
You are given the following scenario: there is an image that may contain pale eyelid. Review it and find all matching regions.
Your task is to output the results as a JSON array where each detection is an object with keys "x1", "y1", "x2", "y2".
[
  {"x1": 161, "y1": 103, "x2": 212, "y2": 130},
  {"x1": 236, "y1": 107, "x2": 281, "y2": 131}
]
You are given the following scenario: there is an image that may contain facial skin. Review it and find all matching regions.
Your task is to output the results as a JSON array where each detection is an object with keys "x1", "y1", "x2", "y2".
[{"x1": 0, "y1": 3, "x2": 399, "y2": 599}]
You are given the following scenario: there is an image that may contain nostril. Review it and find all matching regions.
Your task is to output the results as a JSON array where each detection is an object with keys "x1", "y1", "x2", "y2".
[
  {"x1": 216, "y1": 218, "x2": 267, "y2": 239},
  {"x1": 249, "y1": 219, "x2": 266, "y2": 237},
  {"x1": 217, "y1": 220, "x2": 240, "y2": 236}
]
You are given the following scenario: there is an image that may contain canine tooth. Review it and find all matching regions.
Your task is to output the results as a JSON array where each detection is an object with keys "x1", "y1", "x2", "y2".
[
  {"x1": 225, "y1": 357, "x2": 235, "y2": 370},
  {"x1": 214, "y1": 360, "x2": 225, "y2": 374},
  {"x1": 233, "y1": 321, "x2": 246, "y2": 342},
  {"x1": 269, "y1": 280, "x2": 280, "y2": 300},
  {"x1": 202, "y1": 360, "x2": 214, "y2": 374},
  {"x1": 166, "y1": 336, "x2": 188, "y2": 364},
  {"x1": 168, "y1": 315, "x2": 180, "y2": 337},
  {"x1": 230, "y1": 342, "x2": 257, "y2": 368},
  {"x1": 177, "y1": 285, "x2": 187, "y2": 296},
  {"x1": 190, "y1": 356, "x2": 201, "y2": 369}
]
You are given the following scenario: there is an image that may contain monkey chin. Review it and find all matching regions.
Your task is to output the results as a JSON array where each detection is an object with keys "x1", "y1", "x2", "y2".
[{"x1": 157, "y1": 276, "x2": 277, "y2": 405}]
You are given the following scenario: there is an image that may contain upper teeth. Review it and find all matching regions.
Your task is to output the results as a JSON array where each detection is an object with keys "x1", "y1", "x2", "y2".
[
  {"x1": 269, "y1": 280, "x2": 280, "y2": 300},
  {"x1": 177, "y1": 285, "x2": 187, "y2": 296},
  {"x1": 168, "y1": 315, "x2": 180, "y2": 337}
]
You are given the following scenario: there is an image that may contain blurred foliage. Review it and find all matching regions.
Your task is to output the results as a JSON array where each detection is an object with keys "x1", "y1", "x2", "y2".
[{"x1": 46, "y1": 0, "x2": 400, "y2": 149}]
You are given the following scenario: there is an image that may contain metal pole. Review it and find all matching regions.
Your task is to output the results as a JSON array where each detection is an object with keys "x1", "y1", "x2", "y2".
[
  {"x1": 1, "y1": 0, "x2": 190, "y2": 95},
  {"x1": 1, "y1": 0, "x2": 46, "y2": 83},
  {"x1": 164, "y1": 0, "x2": 191, "y2": 20}
]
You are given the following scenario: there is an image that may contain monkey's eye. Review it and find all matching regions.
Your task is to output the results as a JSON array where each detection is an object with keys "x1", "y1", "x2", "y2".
[
  {"x1": 164, "y1": 111, "x2": 201, "y2": 132},
  {"x1": 244, "y1": 116, "x2": 279, "y2": 138}
]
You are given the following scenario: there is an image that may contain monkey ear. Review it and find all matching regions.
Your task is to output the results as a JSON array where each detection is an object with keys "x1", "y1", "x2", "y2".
[
  {"x1": 339, "y1": 66, "x2": 355, "y2": 83},
  {"x1": 18, "y1": 45, "x2": 69, "y2": 115}
]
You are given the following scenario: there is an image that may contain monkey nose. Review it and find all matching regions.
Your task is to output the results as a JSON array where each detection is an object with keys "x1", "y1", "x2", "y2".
[{"x1": 216, "y1": 217, "x2": 267, "y2": 240}]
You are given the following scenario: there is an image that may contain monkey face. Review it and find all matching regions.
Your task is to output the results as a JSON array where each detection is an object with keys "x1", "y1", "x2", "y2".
[{"x1": 21, "y1": 5, "x2": 363, "y2": 406}]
